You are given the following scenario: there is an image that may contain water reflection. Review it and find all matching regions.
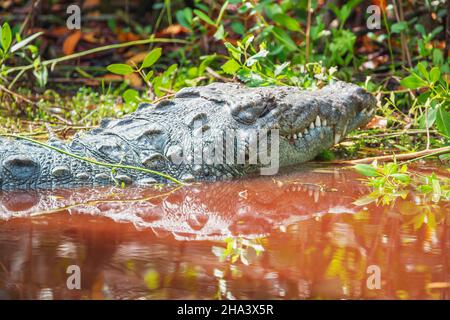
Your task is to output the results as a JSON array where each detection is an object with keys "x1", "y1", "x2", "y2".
[{"x1": 0, "y1": 165, "x2": 448, "y2": 299}]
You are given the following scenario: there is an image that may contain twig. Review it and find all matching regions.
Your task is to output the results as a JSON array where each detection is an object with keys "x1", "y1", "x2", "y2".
[
  {"x1": 392, "y1": 0, "x2": 412, "y2": 67},
  {"x1": 305, "y1": 0, "x2": 312, "y2": 63},
  {"x1": 6, "y1": 37, "x2": 190, "y2": 76},
  {"x1": 206, "y1": 67, "x2": 234, "y2": 82},
  {"x1": 0, "y1": 133, "x2": 185, "y2": 185},
  {"x1": 350, "y1": 129, "x2": 438, "y2": 139},
  {"x1": 0, "y1": 84, "x2": 35, "y2": 105},
  {"x1": 335, "y1": 146, "x2": 450, "y2": 164},
  {"x1": 152, "y1": 93, "x2": 175, "y2": 104},
  {"x1": 19, "y1": 0, "x2": 41, "y2": 35}
]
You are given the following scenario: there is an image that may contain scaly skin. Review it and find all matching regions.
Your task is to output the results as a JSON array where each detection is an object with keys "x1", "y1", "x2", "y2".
[{"x1": 0, "y1": 81, "x2": 376, "y2": 190}]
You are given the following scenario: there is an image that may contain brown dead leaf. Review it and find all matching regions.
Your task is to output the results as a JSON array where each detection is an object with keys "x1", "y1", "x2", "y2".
[
  {"x1": 157, "y1": 24, "x2": 189, "y2": 37},
  {"x1": 48, "y1": 26, "x2": 70, "y2": 37},
  {"x1": 372, "y1": 0, "x2": 387, "y2": 12},
  {"x1": 82, "y1": 32, "x2": 98, "y2": 43},
  {"x1": 125, "y1": 72, "x2": 143, "y2": 88},
  {"x1": 83, "y1": 0, "x2": 100, "y2": 9},
  {"x1": 102, "y1": 74, "x2": 124, "y2": 81},
  {"x1": 117, "y1": 31, "x2": 140, "y2": 43},
  {"x1": 126, "y1": 52, "x2": 148, "y2": 65},
  {"x1": 365, "y1": 115, "x2": 388, "y2": 129},
  {"x1": 63, "y1": 31, "x2": 82, "y2": 55}
]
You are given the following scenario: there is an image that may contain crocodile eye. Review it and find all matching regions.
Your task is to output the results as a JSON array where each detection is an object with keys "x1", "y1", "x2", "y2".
[{"x1": 230, "y1": 93, "x2": 276, "y2": 124}]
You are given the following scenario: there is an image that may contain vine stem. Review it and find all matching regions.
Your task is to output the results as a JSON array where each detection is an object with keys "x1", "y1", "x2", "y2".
[
  {"x1": 332, "y1": 146, "x2": 450, "y2": 165},
  {"x1": 5, "y1": 37, "x2": 189, "y2": 75},
  {"x1": 0, "y1": 133, "x2": 185, "y2": 185}
]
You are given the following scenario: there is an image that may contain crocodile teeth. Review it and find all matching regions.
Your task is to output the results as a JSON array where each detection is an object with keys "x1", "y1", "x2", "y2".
[
  {"x1": 315, "y1": 116, "x2": 321, "y2": 127},
  {"x1": 293, "y1": 134, "x2": 297, "y2": 139},
  {"x1": 343, "y1": 123, "x2": 348, "y2": 136},
  {"x1": 298, "y1": 132, "x2": 303, "y2": 138},
  {"x1": 310, "y1": 122, "x2": 315, "y2": 129},
  {"x1": 287, "y1": 134, "x2": 291, "y2": 139},
  {"x1": 304, "y1": 128, "x2": 309, "y2": 135},
  {"x1": 334, "y1": 133, "x2": 341, "y2": 144},
  {"x1": 322, "y1": 119, "x2": 327, "y2": 126}
]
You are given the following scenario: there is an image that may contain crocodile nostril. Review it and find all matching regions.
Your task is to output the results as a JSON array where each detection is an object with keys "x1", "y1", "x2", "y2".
[{"x1": 3, "y1": 155, "x2": 39, "y2": 180}]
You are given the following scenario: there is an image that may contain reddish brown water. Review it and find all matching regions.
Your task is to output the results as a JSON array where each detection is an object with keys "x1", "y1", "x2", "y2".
[{"x1": 0, "y1": 164, "x2": 449, "y2": 300}]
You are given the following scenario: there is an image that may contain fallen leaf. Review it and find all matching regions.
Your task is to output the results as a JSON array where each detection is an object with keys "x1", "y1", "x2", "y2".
[
  {"x1": 126, "y1": 52, "x2": 148, "y2": 65},
  {"x1": 157, "y1": 24, "x2": 189, "y2": 36},
  {"x1": 117, "y1": 31, "x2": 140, "y2": 43},
  {"x1": 81, "y1": 32, "x2": 98, "y2": 43},
  {"x1": 63, "y1": 31, "x2": 82, "y2": 55},
  {"x1": 125, "y1": 72, "x2": 143, "y2": 88},
  {"x1": 365, "y1": 116, "x2": 387, "y2": 129},
  {"x1": 102, "y1": 74, "x2": 123, "y2": 81},
  {"x1": 83, "y1": 0, "x2": 100, "y2": 9},
  {"x1": 47, "y1": 26, "x2": 69, "y2": 37},
  {"x1": 372, "y1": 0, "x2": 387, "y2": 12}
]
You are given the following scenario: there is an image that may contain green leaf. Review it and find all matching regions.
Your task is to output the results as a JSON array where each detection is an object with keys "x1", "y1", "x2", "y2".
[
  {"x1": 231, "y1": 21, "x2": 245, "y2": 35},
  {"x1": 391, "y1": 21, "x2": 408, "y2": 34},
  {"x1": 436, "y1": 105, "x2": 450, "y2": 137},
  {"x1": 419, "y1": 105, "x2": 437, "y2": 129},
  {"x1": 417, "y1": 62, "x2": 429, "y2": 80},
  {"x1": 221, "y1": 59, "x2": 241, "y2": 74},
  {"x1": 176, "y1": 8, "x2": 193, "y2": 30},
  {"x1": 273, "y1": 13, "x2": 301, "y2": 32},
  {"x1": 429, "y1": 67, "x2": 441, "y2": 83},
  {"x1": 400, "y1": 75, "x2": 427, "y2": 89},
  {"x1": 1, "y1": 22, "x2": 12, "y2": 52},
  {"x1": 123, "y1": 89, "x2": 139, "y2": 104},
  {"x1": 141, "y1": 48, "x2": 162, "y2": 69},
  {"x1": 246, "y1": 49, "x2": 269, "y2": 67},
  {"x1": 274, "y1": 61, "x2": 290, "y2": 76},
  {"x1": 144, "y1": 70, "x2": 154, "y2": 82},
  {"x1": 432, "y1": 49, "x2": 444, "y2": 66},
  {"x1": 224, "y1": 42, "x2": 242, "y2": 61},
  {"x1": 354, "y1": 164, "x2": 379, "y2": 177},
  {"x1": 270, "y1": 27, "x2": 297, "y2": 51},
  {"x1": 214, "y1": 25, "x2": 225, "y2": 40},
  {"x1": 417, "y1": 185, "x2": 433, "y2": 193},
  {"x1": 107, "y1": 63, "x2": 134, "y2": 75},
  {"x1": 391, "y1": 173, "x2": 410, "y2": 184},
  {"x1": 194, "y1": 9, "x2": 215, "y2": 25},
  {"x1": 414, "y1": 24, "x2": 426, "y2": 36}
]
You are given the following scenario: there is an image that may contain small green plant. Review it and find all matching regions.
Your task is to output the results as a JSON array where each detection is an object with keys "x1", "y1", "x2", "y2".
[
  {"x1": 0, "y1": 21, "x2": 44, "y2": 88},
  {"x1": 107, "y1": 47, "x2": 162, "y2": 102},
  {"x1": 354, "y1": 161, "x2": 449, "y2": 206},
  {"x1": 221, "y1": 35, "x2": 336, "y2": 88},
  {"x1": 211, "y1": 237, "x2": 265, "y2": 300},
  {"x1": 400, "y1": 62, "x2": 450, "y2": 139}
]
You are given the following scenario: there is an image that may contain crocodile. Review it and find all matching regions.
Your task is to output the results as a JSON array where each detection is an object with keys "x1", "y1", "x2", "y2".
[{"x1": 0, "y1": 81, "x2": 376, "y2": 190}]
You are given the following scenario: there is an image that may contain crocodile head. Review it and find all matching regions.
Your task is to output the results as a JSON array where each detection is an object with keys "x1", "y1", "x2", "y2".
[
  {"x1": 185, "y1": 81, "x2": 376, "y2": 170},
  {"x1": 259, "y1": 81, "x2": 376, "y2": 167}
]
